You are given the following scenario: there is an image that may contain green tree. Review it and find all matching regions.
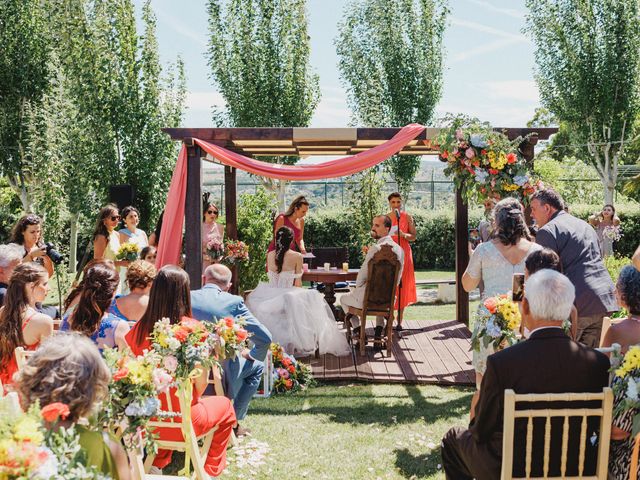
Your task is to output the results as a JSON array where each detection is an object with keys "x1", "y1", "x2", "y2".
[
  {"x1": 525, "y1": 0, "x2": 640, "y2": 204},
  {"x1": 336, "y1": 0, "x2": 448, "y2": 198},
  {"x1": 206, "y1": 0, "x2": 320, "y2": 206}
]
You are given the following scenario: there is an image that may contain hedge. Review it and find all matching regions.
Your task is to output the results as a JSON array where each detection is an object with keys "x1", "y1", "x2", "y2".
[{"x1": 305, "y1": 204, "x2": 640, "y2": 270}]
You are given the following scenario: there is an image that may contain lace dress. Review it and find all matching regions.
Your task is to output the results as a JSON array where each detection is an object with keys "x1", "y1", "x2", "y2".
[
  {"x1": 467, "y1": 241, "x2": 542, "y2": 377},
  {"x1": 60, "y1": 312, "x2": 125, "y2": 354},
  {"x1": 246, "y1": 271, "x2": 350, "y2": 356}
]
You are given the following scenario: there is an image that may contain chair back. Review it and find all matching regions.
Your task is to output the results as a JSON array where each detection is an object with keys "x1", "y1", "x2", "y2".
[
  {"x1": 14, "y1": 347, "x2": 35, "y2": 371},
  {"x1": 310, "y1": 247, "x2": 348, "y2": 269},
  {"x1": 363, "y1": 244, "x2": 401, "y2": 313},
  {"x1": 501, "y1": 388, "x2": 613, "y2": 479},
  {"x1": 598, "y1": 316, "x2": 612, "y2": 347},
  {"x1": 630, "y1": 432, "x2": 640, "y2": 480}
]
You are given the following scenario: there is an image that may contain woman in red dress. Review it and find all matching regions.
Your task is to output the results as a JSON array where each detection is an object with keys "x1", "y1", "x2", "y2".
[
  {"x1": 267, "y1": 195, "x2": 309, "y2": 254},
  {"x1": 387, "y1": 192, "x2": 417, "y2": 329},
  {"x1": 125, "y1": 265, "x2": 236, "y2": 477}
]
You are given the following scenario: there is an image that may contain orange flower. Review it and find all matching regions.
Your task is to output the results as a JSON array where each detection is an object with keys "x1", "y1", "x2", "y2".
[
  {"x1": 174, "y1": 327, "x2": 189, "y2": 342},
  {"x1": 488, "y1": 168, "x2": 499, "y2": 175},
  {"x1": 506, "y1": 152, "x2": 517, "y2": 164},
  {"x1": 441, "y1": 150, "x2": 449, "y2": 160},
  {"x1": 113, "y1": 367, "x2": 129, "y2": 381},
  {"x1": 285, "y1": 379, "x2": 294, "y2": 389},
  {"x1": 236, "y1": 329, "x2": 248, "y2": 342},
  {"x1": 224, "y1": 317, "x2": 234, "y2": 328},
  {"x1": 288, "y1": 365, "x2": 296, "y2": 374},
  {"x1": 484, "y1": 297, "x2": 498, "y2": 314},
  {"x1": 181, "y1": 317, "x2": 203, "y2": 332},
  {"x1": 41, "y1": 402, "x2": 70, "y2": 422}
]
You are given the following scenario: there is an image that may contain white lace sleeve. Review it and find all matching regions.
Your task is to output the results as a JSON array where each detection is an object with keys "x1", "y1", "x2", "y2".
[{"x1": 466, "y1": 243, "x2": 484, "y2": 279}]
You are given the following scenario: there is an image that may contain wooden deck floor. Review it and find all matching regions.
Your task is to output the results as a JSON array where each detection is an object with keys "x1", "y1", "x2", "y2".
[{"x1": 298, "y1": 319, "x2": 474, "y2": 386}]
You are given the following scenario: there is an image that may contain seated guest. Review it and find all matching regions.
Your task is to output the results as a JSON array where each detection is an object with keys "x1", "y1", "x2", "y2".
[
  {"x1": 16, "y1": 333, "x2": 130, "y2": 479},
  {"x1": 126, "y1": 265, "x2": 236, "y2": 476},
  {"x1": 531, "y1": 188, "x2": 618, "y2": 346},
  {"x1": 191, "y1": 264, "x2": 272, "y2": 437},
  {"x1": 140, "y1": 245, "x2": 157, "y2": 263},
  {"x1": 62, "y1": 259, "x2": 112, "y2": 317},
  {"x1": 0, "y1": 263, "x2": 54, "y2": 390},
  {"x1": 524, "y1": 248, "x2": 578, "y2": 340},
  {"x1": 61, "y1": 262, "x2": 129, "y2": 352},
  {"x1": 0, "y1": 244, "x2": 24, "y2": 305},
  {"x1": 108, "y1": 260, "x2": 155, "y2": 322},
  {"x1": 340, "y1": 215, "x2": 404, "y2": 345},
  {"x1": 247, "y1": 226, "x2": 350, "y2": 356},
  {"x1": 601, "y1": 265, "x2": 640, "y2": 353},
  {"x1": 441, "y1": 270, "x2": 610, "y2": 479}
]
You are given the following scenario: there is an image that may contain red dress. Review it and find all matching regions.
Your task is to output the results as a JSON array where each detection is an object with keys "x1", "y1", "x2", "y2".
[
  {"x1": 391, "y1": 212, "x2": 417, "y2": 310},
  {"x1": 267, "y1": 214, "x2": 302, "y2": 253},
  {"x1": 125, "y1": 323, "x2": 236, "y2": 477},
  {"x1": 0, "y1": 313, "x2": 40, "y2": 393}
]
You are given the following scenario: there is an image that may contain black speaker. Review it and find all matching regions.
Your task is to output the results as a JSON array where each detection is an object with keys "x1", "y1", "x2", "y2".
[{"x1": 109, "y1": 184, "x2": 135, "y2": 210}]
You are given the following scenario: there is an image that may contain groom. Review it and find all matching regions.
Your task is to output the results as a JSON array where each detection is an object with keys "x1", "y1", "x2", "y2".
[
  {"x1": 191, "y1": 264, "x2": 272, "y2": 436},
  {"x1": 340, "y1": 215, "x2": 404, "y2": 343}
]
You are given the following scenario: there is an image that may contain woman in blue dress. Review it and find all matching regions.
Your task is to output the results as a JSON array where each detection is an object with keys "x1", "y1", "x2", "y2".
[{"x1": 108, "y1": 260, "x2": 155, "y2": 323}]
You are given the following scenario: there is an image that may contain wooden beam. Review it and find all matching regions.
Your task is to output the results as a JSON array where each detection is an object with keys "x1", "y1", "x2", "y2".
[
  {"x1": 455, "y1": 190, "x2": 470, "y2": 327},
  {"x1": 185, "y1": 144, "x2": 203, "y2": 289},
  {"x1": 224, "y1": 165, "x2": 238, "y2": 294}
]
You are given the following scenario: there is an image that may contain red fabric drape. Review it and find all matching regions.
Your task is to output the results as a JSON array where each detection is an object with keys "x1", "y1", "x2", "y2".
[{"x1": 156, "y1": 124, "x2": 426, "y2": 267}]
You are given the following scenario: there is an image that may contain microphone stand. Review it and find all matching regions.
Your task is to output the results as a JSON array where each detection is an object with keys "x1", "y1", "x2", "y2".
[{"x1": 395, "y1": 210, "x2": 403, "y2": 334}]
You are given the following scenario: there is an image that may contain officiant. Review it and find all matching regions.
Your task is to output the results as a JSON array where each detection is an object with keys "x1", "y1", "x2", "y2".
[
  {"x1": 267, "y1": 195, "x2": 310, "y2": 254},
  {"x1": 386, "y1": 192, "x2": 417, "y2": 330}
]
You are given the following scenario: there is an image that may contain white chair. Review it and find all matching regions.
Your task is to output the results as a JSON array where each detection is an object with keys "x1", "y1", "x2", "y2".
[
  {"x1": 501, "y1": 388, "x2": 613, "y2": 479},
  {"x1": 14, "y1": 346, "x2": 35, "y2": 371}
]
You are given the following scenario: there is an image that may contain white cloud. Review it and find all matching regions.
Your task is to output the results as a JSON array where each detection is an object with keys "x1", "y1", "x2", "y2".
[
  {"x1": 449, "y1": 37, "x2": 527, "y2": 63},
  {"x1": 155, "y1": 7, "x2": 208, "y2": 48},
  {"x1": 310, "y1": 86, "x2": 351, "y2": 127},
  {"x1": 450, "y1": 17, "x2": 528, "y2": 42},
  {"x1": 466, "y1": 0, "x2": 525, "y2": 19}
]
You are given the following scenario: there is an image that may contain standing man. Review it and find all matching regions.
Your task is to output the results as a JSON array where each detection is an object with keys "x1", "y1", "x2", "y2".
[
  {"x1": 191, "y1": 264, "x2": 272, "y2": 437},
  {"x1": 0, "y1": 244, "x2": 23, "y2": 305},
  {"x1": 340, "y1": 215, "x2": 404, "y2": 346},
  {"x1": 530, "y1": 189, "x2": 617, "y2": 347}
]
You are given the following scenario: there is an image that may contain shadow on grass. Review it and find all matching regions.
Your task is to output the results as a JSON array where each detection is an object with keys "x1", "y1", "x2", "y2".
[
  {"x1": 394, "y1": 447, "x2": 443, "y2": 479},
  {"x1": 250, "y1": 384, "x2": 473, "y2": 427}
]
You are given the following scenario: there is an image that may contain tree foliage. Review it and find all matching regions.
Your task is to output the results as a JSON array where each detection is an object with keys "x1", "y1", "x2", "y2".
[
  {"x1": 336, "y1": 0, "x2": 448, "y2": 197},
  {"x1": 525, "y1": 0, "x2": 640, "y2": 204}
]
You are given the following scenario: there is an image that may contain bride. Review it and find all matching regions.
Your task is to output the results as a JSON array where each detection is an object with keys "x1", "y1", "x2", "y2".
[{"x1": 247, "y1": 226, "x2": 350, "y2": 356}]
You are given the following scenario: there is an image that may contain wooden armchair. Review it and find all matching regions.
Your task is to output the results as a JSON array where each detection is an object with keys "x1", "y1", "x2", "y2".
[
  {"x1": 501, "y1": 388, "x2": 613, "y2": 479},
  {"x1": 344, "y1": 244, "x2": 401, "y2": 357}
]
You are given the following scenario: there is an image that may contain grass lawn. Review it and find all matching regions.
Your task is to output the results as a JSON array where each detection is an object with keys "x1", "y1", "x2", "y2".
[
  {"x1": 167, "y1": 383, "x2": 473, "y2": 479},
  {"x1": 414, "y1": 270, "x2": 455, "y2": 282}
]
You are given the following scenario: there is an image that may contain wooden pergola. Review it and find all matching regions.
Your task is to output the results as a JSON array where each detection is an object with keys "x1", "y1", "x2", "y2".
[{"x1": 163, "y1": 126, "x2": 558, "y2": 326}]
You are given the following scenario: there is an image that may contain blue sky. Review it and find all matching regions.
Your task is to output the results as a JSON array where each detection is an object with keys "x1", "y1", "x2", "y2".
[{"x1": 139, "y1": 0, "x2": 539, "y2": 128}]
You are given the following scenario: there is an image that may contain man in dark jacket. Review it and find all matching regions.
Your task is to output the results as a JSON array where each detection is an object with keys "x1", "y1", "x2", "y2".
[
  {"x1": 441, "y1": 269, "x2": 610, "y2": 479},
  {"x1": 530, "y1": 188, "x2": 617, "y2": 347}
]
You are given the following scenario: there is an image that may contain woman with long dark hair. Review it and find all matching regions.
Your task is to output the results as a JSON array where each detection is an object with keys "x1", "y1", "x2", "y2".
[
  {"x1": 9, "y1": 214, "x2": 54, "y2": 277},
  {"x1": 60, "y1": 261, "x2": 130, "y2": 352},
  {"x1": 202, "y1": 197, "x2": 224, "y2": 270},
  {"x1": 93, "y1": 204, "x2": 126, "y2": 265},
  {"x1": 125, "y1": 265, "x2": 236, "y2": 477},
  {"x1": 267, "y1": 195, "x2": 309, "y2": 254},
  {"x1": 589, "y1": 204, "x2": 621, "y2": 258},
  {"x1": 0, "y1": 262, "x2": 54, "y2": 390},
  {"x1": 462, "y1": 198, "x2": 542, "y2": 388},
  {"x1": 247, "y1": 226, "x2": 350, "y2": 356}
]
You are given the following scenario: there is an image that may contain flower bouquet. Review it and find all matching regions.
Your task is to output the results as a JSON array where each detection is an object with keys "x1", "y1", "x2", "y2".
[
  {"x1": 223, "y1": 240, "x2": 249, "y2": 265},
  {"x1": 205, "y1": 237, "x2": 224, "y2": 262},
  {"x1": 270, "y1": 343, "x2": 314, "y2": 394},
  {"x1": 116, "y1": 242, "x2": 140, "y2": 261},
  {"x1": 612, "y1": 346, "x2": 640, "y2": 435},
  {"x1": 213, "y1": 316, "x2": 250, "y2": 360},
  {"x1": 437, "y1": 116, "x2": 541, "y2": 204},
  {"x1": 471, "y1": 295, "x2": 521, "y2": 352},
  {"x1": 0, "y1": 395, "x2": 111, "y2": 479},
  {"x1": 603, "y1": 225, "x2": 622, "y2": 242},
  {"x1": 101, "y1": 348, "x2": 173, "y2": 453}
]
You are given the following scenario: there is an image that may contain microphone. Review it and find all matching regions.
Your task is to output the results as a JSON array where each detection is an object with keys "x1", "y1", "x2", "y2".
[{"x1": 394, "y1": 208, "x2": 400, "y2": 220}]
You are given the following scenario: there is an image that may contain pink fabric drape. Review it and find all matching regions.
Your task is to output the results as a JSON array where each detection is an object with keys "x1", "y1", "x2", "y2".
[
  {"x1": 156, "y1": 145, "x2": 187, "y2": 268},
  {"x1": 156, "y1": 124, "x2": 426, "y2": 267},
  {"x1": 194, "y1": 123, "x2": 426, "y2": 180}
]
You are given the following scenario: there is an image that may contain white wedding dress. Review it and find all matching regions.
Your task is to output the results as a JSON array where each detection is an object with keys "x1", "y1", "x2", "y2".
[{"x1": 246, "y1": 270, "x2": 351, "y2": 356}]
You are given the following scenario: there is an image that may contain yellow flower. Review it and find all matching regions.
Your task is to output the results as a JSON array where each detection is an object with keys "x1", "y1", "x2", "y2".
[
  {"x1": 0, "y1": 438, "x2": 14, "y2": 462},
  {"x1": 13, "y1": 417, "x2": 43, "y2": 444},
  {"x1": 127, "y1": 360, "x2": 153, "y2": 385},
  {"x1": 503, "y1": 184, "x2": 520, "y2": 191}
]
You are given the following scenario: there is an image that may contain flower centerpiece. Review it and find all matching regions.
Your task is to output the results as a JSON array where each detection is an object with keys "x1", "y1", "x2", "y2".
[
  {"x1": 471, "y1": 295, "x2": 521, "y2": 352},
  {"x1": 101, "y1": 348, "x2": 173, "y2": 453},
  {"x1": 213, "y1": 317, "x2": 250, "y2": 360},
  {"x1": 270, "y1": 343, "x2": 314, "y2": 394},
  {"x1": 223, "y1": 240, "x2": 249, "y2": 265},
  {"x1": 205, "y1": 237, "x2": 224, "y2": 262},
  {"x1": 116, "y1": 242, "x2": 140, "y2": 261},
  {"x1": 612, "y1": 346, "x2": 640, "y2": 435},
  {"x1": 437, "y1": 116, "x2": 541, "y2": 204}
]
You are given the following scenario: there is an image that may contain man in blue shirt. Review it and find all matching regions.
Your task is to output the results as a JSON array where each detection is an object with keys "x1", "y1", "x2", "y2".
[{"x1": 191, "y1": 264, "x2": 272, "y2": 436}]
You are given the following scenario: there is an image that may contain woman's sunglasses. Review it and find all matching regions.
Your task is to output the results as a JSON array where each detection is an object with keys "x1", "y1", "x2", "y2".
[
  {"x1": 207, "y1": 210, "x2": 219, "y2": 215},
  {"x1": 110, "y1": 215, "x2": 121, "y2": 221}
]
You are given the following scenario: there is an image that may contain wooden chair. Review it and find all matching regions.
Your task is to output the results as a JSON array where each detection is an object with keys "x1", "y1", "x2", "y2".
[
  {"x1": 598, "y1": 316, "x2": 612, "y2": 347},
  {"x1": 129, "y1": 443, "x2": 187, "y2": 480},
  {"x1": 14, "y1": 346, "x2": 35, "y2": 371},
  {"x1": 630, "y1": 432, "x2": 640, "y2": 480},
  {"x1": 344, "y1": 244, "x2": 401, "y2": 357},
  {"x1": 501, "y1": 388, "x2": 613, "y2": 479}
]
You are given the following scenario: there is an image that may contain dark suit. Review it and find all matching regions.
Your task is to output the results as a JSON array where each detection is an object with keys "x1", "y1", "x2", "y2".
[
  {"x1": 535, "y1": 210, "x2": 617, "y2": 346},
  {"x1": 441, "y1": 328, "x2": 610, "y2": 479},
  {"x1": 191, "y1": 284, "x2": 272, "y2": 420}
]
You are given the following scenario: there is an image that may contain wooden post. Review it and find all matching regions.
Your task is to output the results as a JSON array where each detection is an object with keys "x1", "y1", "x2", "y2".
[
  {"x1": 455, "y1": 190, "x2": 470, "y2": 326},
  {"x1": 185, "y1": 142, "x2": 203, "y2": 289},
  {"x1": 224, "y1": 165, "x2": 238, "y2": 294}
]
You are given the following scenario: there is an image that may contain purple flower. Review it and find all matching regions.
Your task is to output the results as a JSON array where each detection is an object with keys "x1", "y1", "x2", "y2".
[
  {"x1": 475, "y1": 169, "x2": 489, "y2": 183},
  {"x1": 513, "y1": 175, "x2": 529, "y2": 186}
]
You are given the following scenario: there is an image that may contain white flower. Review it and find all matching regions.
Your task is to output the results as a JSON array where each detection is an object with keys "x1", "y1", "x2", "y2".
[
  {"x1": 33, "y1": 447, "x2": 58, "y2": 479},
  {"x1": 485, "y1": 318, "x2": 502, "y2": 338},
  {"x1": 167, "y1": 337, "x2": 181, "y2": 351},
  {"x1": 627, "y1": 377, "x2": 639, "y2": 401}
]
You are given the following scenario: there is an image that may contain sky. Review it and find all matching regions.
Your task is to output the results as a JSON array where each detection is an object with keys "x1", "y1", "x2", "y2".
[{"x1": 137, "y1": 0, "x2": 539, "y2": 129}]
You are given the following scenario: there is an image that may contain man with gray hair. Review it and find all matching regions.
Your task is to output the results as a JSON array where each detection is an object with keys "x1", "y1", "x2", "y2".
[
  {"x1": 441, "y1": 270, "x2": 609, "y2": 479},
  {"x1": 0, "y1": 244, "x2": 24, "y2": 305},
  {"x1": 190, "y1": 264, "x2": 272, "y2": 437}
]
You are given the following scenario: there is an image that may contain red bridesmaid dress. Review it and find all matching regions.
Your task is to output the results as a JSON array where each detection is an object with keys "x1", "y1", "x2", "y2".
[{"x1": 391, "y1": 212, "x2": 417, "y2": 310}]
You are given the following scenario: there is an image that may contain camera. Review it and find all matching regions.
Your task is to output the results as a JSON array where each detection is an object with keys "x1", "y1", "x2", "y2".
[{"x1": 44, "y1": 243, "x2": 64, "y2": 265}]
